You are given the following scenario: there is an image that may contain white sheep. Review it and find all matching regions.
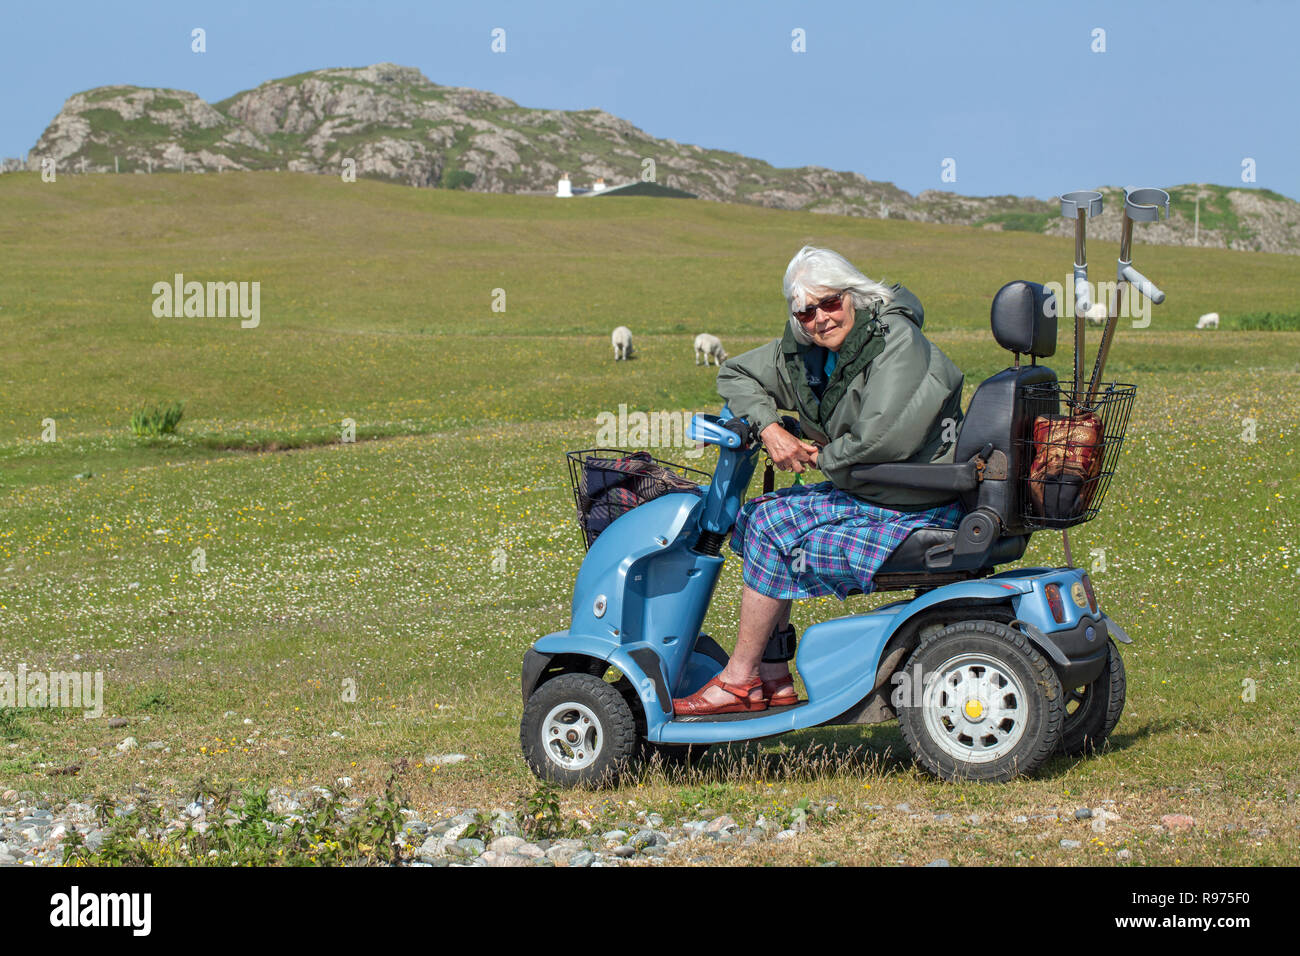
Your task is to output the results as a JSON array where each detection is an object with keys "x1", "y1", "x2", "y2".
[
  {"x1": 694, "y1": 333, "x2": 728, "y2": 366},
  {"x1": 1082, "y1": 302, "x2": 1109, "y2": 326},
  {"x1": 611, "y1": 326, "x2": 634, "y2": 360},
  {"x1": 1196, "y1": 312, "x2": 1220, "y2": 330}
]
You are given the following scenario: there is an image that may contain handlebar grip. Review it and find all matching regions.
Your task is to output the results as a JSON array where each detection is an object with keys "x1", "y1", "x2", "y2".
[
  {"x1": 722, "y1": 417, "x2": 754, "y2": 446},
  {"x1": 1120, "y1": 264, "x2": 1165, "y2": 305}
]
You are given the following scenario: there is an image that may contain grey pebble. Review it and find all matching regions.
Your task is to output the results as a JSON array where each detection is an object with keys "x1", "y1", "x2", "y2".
[
  {"x1": 630, "y1": 829, "x2": 658, "y2": 851},
  {"x1": 1060, "y1": 839, "x2": 1082, "y2": 850},
  {"x1": 487, "y1": 835, "x2": 525, "y2": 855},
  {"x1": 925, "y1": 859, "x2": 950, "y2": 867},
  {"x1": 545, "y1": 844, "x2": 581, "y2": 865},
  {"x1": 448, "y1": 838, "x2": 485, "y2": 858},
  {"x1": 1075, "y1": 808, "x2": 1093, "y2": 820}
]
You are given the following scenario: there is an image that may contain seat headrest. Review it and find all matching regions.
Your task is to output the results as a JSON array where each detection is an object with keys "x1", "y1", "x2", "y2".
[{"x1": 991, "y1": 280, "x2": 1057, "y2": 357}]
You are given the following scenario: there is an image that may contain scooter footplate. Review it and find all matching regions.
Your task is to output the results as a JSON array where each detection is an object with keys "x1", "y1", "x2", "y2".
[{"x1": 672, "y1": 701, "x2": 808, "y2": 723}]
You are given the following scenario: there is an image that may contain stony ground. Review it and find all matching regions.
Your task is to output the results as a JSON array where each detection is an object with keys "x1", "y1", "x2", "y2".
[{"x1": 6, "y1": 775, "x2": 1266, "y2": 868}]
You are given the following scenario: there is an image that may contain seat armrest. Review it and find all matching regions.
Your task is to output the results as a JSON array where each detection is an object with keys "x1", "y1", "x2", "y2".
[
  {"x1": 848, "y1": 461, "x2": 978, "y2": 492},
  {"x1": 849, "y1": 443, "x2": 994, "y2": 493}
]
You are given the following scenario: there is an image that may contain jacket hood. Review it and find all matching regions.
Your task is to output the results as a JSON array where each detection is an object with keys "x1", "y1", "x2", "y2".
[{"x1": 884, "y1": 283, "x2": 925, "y2": 329}]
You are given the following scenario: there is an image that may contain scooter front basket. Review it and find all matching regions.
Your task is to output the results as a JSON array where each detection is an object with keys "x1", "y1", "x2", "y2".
[{"x1": 566, "y1": 449, "x2": 708, "y2": 550}]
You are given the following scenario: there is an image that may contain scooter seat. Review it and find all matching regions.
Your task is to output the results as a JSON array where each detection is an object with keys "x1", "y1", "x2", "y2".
[{"x1": 875, "y1": 526, "x2": 1029, "y2": 575}]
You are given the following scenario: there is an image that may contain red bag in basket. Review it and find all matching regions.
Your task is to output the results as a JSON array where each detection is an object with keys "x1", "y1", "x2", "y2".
[{"x1": 1028, "y1": 412, "x2": 1105, "y2": 520}]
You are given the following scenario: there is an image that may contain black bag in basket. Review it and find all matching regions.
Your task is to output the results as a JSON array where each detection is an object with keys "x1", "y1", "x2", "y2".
[{"x1": 579, "y1": 451, "x2": 701, "y2": 539}]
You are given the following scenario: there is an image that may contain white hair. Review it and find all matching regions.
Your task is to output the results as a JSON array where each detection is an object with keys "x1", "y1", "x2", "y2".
[{"x1": 782, "y1": 245, "x2": 895, "y2": 346}]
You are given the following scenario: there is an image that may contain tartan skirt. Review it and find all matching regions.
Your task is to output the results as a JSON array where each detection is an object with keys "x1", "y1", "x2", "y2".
[{"x1": 728, "y1": 481, "x2": 964, "y2": 600}]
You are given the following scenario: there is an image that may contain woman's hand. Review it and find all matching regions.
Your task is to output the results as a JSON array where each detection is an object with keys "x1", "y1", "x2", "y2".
[{"x1": 760, "y1": 423, "x2": 820, "y2": 473}]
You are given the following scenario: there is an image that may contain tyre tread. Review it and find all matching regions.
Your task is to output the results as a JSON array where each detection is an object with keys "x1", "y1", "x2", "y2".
[{"x1": 1059, "y1": 640, "x2": 1126, "y2": 756}]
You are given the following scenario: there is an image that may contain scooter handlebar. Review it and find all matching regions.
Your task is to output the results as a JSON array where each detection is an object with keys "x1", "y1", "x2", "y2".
[{"x1": 689, "y1": 413, "x2": 750, "y2": 449}]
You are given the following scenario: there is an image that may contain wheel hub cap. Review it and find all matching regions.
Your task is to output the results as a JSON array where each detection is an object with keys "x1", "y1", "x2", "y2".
[
  {"x1": 542, "y1": 702, "x2": 603, "y2": 770},
  {"x1": 923, "y1": 653, "x2": 1029, "y2": 764}
]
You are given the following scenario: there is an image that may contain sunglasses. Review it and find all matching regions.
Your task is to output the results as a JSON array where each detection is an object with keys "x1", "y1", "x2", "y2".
[{"x1": 793, "y1": 293, "x2": 844, "y2": 323}]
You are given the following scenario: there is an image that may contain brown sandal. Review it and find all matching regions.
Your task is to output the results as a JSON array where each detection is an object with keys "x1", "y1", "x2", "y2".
[
  {"x1": 763, "y1": 676, "x2": 799, "y2": 707},
  {"x1": 673, "y1": 675, "x2": 766, "y2": 716}
]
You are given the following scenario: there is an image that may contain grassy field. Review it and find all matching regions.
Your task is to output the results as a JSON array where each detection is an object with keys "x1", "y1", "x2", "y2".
[{"x1": 1, "y1": 171, "x2": 1298, "y2": 865}]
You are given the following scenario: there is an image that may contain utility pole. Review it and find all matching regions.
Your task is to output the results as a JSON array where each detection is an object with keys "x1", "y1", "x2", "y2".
[{"x1": 115, "y1": 156, "x2": 119, "y2": 173}]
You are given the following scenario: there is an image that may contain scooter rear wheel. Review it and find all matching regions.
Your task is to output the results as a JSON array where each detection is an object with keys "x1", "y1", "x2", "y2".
[
  {"x1": 521, "y1": 673, "x2": 639, "y2": 788},
  {"x1": 1058, "y1": 639, "x2": 1126, "y2": 756},
  {"x1": 898, "y1": 620, "x2": 1064, "y2": 782}
]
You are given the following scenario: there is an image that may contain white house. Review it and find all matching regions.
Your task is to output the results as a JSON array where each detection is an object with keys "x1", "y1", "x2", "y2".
[{"x1": 553, "y1": 175, "x2": 696, "y2": 200}]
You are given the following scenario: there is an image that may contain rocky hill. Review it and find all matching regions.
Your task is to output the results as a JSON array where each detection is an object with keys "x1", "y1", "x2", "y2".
[{"x1": 13, "y1": 63, "x2": 1300, "y2": 254}]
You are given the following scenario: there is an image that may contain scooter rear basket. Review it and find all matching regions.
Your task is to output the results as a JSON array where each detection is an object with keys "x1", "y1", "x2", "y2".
[
  {"x1": 1017, "y1": 382, "x2": 1136, "y2": 529},
  {"x1": 567, "y1": 449, "x2": 708, "y2": 549}
]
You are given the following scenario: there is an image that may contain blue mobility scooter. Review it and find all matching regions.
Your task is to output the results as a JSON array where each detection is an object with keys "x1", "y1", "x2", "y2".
[{"x1": 521, "y1": 193, "x2": 1164, "y2": 785}]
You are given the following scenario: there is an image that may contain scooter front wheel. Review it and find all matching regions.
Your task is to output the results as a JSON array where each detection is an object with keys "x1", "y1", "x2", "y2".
[{"x1": 521, "y1": 673, "x2": 639, "y2": 788}]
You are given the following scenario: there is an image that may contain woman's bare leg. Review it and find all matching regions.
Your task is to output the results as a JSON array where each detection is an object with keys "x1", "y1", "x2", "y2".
[
  {"x1": 690, "y1": 587, "x2": 791, "y2": 707},
  {"x1": 759, "y1": 601, "x2": 794, "y2": 683}
]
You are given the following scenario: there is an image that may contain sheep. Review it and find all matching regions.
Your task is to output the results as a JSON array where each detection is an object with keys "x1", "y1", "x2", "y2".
[
  {"x1": 694, "y1": 333, "x2": 728, "y2": 366},
  {"x1": 1196, "y1": 312, "x2": 1220, "y2": 330},
  {"x1": 1082, "y1": 302, "x2": 1109, "y2": 326},
  {"x1": 611, "y1": 326, "x2": 634, "y2": 360}
]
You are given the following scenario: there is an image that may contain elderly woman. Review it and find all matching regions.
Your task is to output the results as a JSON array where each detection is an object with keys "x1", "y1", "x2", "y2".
[{"x1": 673, "y1": 246, "x2": 967, "y2": 716}]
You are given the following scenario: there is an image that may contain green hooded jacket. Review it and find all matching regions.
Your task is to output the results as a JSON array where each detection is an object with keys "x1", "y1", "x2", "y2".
[{"x1": 715, "y1": 284, "x2": 966, "y2": 511}]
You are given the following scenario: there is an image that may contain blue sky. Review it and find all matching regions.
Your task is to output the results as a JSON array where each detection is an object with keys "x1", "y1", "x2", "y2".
[{"x1": 2, "y1": 0, "x2": 1295, "y2": 200}]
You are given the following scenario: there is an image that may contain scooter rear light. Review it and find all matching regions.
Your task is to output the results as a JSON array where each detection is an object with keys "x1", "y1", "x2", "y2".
[
  {"x1": 1081, "y1": 573, "x2": 1098, "y2": 613},
  {"x1": 1044, "y1": 584, "x2": 1066, "y2": 623}
]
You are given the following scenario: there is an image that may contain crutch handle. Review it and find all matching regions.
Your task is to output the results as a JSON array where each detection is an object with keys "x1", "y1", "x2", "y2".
[{"x1": 1119, "y1": 262, "x2": 1165, "y2": 305}]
